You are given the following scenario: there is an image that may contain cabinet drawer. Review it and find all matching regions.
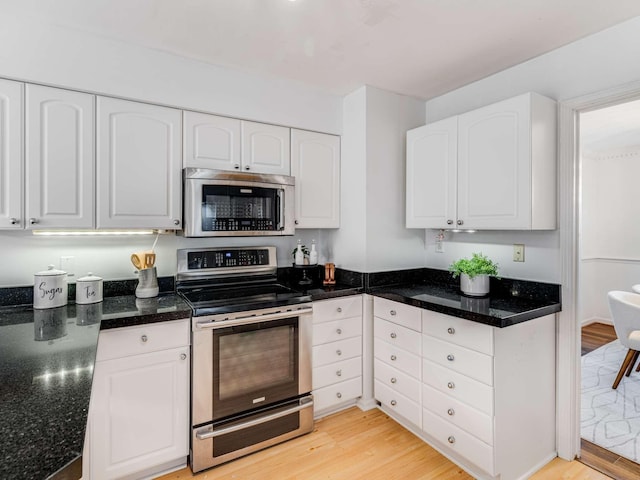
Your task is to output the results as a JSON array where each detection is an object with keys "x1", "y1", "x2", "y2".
[
  {"x1": 313, "y1": 296, "x2": 362, "y2": 323},
  {"x1": 423, "y1": 335, "x2": 493, "y2": 386},
  {"x1": 374, "y1": 338, "x2": 421, "y2": 379},
  {"x1": 313, "y1": 357, "x2": 362, "y2": 390},
  {"x1": 313, "y1": 318, "x2": 362, "y2": 346},
  {"x1": 313, "y1": 336, "x2": 362, "y2": 368},
  {"x1": 422, "y1": 311, "x2": 493, "y2": 355},
  {"x1": 422, "y1": 408, "x2": 495, "y2": 475},
  {"x1": 374, "y1": 359, "x2": 421, "y2": 401},
  {"x1": 96, "y1": 319, "x2": 190, "y2": 362},
  {"x1": 422, "y1": 383, "x2": 493, "y2": 445},
  {"x1": 375, "y1": 380, "x2": 421, "y2": 427},
  {"x1": 423, "y1": 359, "x2": 493, "y2": 415},
  {"x1": 374, "y1": 317, "x2": 421, "y2": 355},
  {"x1": 373, "y1": 297, "x2": 421, "y2": 332},
  {"x1": 314, "y1": 377, "x2": 362, "y2": 412}
]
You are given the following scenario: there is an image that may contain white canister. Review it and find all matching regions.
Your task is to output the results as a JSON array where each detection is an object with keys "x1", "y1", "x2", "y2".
[
  {"x1": 76, "y1": 272, "x2": 103, "y2": 304},
  {"x1": 33, "y1": 265, "x2": 68, "y2": 309}
]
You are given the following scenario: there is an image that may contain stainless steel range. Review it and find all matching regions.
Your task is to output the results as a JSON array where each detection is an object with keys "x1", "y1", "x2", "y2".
[{"x1": 177, "y1": 246, "x2": 314, "y2": 473}]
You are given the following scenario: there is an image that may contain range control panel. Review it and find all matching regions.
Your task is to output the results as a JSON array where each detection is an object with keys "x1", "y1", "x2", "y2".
[{"x1": 187, "y1": 248, "x2": 271, "y2": 270}]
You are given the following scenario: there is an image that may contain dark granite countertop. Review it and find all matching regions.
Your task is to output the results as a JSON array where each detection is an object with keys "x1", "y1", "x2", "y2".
[
  {"x1": 0, "y1": 293, "x2": 189, "y2": 480},
  {"x1": 368, "y1": 276, "x2": 561, "y2": 328}
]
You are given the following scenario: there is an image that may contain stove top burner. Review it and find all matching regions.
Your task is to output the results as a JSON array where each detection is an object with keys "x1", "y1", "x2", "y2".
[{"x1": 179, "y1": 283, "x2": 311, "y2": 317}]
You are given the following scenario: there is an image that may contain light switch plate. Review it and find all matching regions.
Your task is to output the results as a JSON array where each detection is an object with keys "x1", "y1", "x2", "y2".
[{"x1": 513, "y1": 244, "x2": 525, "y2": 262}]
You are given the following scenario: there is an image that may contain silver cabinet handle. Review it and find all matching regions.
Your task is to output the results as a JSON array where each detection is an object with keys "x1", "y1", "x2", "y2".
[
  {"x1": 390, "y1": 355, "x2": 397, "y2": 361},
  {"x1": 390, "y1": 400, "x2": 397, "y2": 406},
  {"x1": 447, "y1": 382, "x2": 455, "y2": 389},
  {"x1": 245, "y1": 165, "x2": 250, "y2": 170},
  {"x1": 336, "y1": 369, "x2": 342, "y2": 377},
  {"x1": 10, "y1": 218, "x2": 18, "y2": 225},
  {"x1": 141, "y1": 335, "x2": 148, "y2": 343},
  {"x1": 448, "y1": 436, "x2": 456, "y2": 444},
  {"x1": 447, "y1": 408, "x2": 455, "y2": 416},
  {"x1": 390, "y1": 332, "x2": 397, "y2": 339},
  {"x1": 457, "y1": 219, "x2": 463, "y2": 226},
  {"x1": 337, "y1": 307, "x2": 342, "y2": 313},
  {"x1": 336, "y1": 328, "x2": 342, "y2": 335},
  {"x1": 174, "y1": 219, "x2": 180, "y2": 225},
  {"x1": 390, "y1": 377, "x2": 397, "y2": 384},
  {"x1": 180, "y1": 353, "x2": 187, "y2": 360},
  {"x1": 447, "y1": 219, "x2": 453, "y2": 225},
  {"x1": 447, "y1": 354, "x2": 455, "y2": 362},
  {"x1": 29, "y1": 218, "x2": 38, "y2": 225},
  {"x1": 390, "y1": 310, "x2": 396, "y2": 316},
  {"x1": 336, "y1": 349, "x2": 342, "y2": 356},
  {"x1": 447, "y1": 327, "x2": 455, "y2": 335},
  {"x1": 336, "y1": 392, "x2": 342, "y2": 399},
  {"x1": 234, "y1": 164, "x2": 240, "y2": 169}
]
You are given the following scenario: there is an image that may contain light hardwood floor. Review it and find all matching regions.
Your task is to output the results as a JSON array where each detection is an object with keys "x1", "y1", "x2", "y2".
[{"x1": 156, "y1": 407, "x2": 610, "y2": 480}]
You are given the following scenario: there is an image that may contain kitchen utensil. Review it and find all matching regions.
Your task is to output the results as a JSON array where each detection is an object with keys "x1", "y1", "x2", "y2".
[
  {"x1": 76, "y1": 272, "x2": 103, "y2": 304},
  {"x1": 144, "y1": 252, "x2": 156, "y2": 268},
  {"x1": 135, "y1": 267, "x2": 159, "y2": 298},
  {"x1": 33, "y1": 265, "x2": 68, "y2": 309},
  {"x1": 131, "y1": 253, "x2": 144, "y2": 270}
]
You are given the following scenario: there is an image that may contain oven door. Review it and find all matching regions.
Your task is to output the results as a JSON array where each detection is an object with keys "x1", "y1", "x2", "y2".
[{"x1": 192, "y1": 307, "x2": 312, "y2": 427}]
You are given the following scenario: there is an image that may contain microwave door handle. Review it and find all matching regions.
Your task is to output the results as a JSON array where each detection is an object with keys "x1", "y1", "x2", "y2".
[{"x1": 276, "y1": 189, "x2": 285, "y2": 231}]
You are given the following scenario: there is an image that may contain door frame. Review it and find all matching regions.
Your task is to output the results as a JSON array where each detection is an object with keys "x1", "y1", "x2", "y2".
[{"x1": 557, "y1": 79, "x2": 640, "y2": 460}]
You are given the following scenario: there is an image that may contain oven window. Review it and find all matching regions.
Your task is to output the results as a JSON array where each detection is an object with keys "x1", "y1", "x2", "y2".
[
  {"x1": 219, "y1": 325, "x2": 294, "y2": 400},
  {"x1": 212, "y1": 317, "x2": 299, "y2": 419},
  {"x1": 201, "y1": 185, "x2": 278, "y2": 232}
]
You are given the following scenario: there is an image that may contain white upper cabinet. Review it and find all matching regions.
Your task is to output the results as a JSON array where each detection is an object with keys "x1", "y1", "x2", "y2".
[
  {"x1": 0, "y1": 79, "x2": 23, "y2": 230},
  {"x1": 25, "y1": 85, "x2": 95, "y2": 229},
  {"x1": 184, "y1": 112, "x2": 290, "y2": 175},
  {"x1": 406, "y1": 117, "x2": 457, "y2": 229},
  {"x1": 407, "y1": 92, "x2": 556, "y2": 230},
  {"x1": 97, "y1": 97, "x2": 182, "y2": 229},
  {"x1": 291, "y1": 129, "x2": 340, "y2": 228},
  {"x1": 241, "y1": 121, "x2": 290, "y2": 175},
  {"x1": 183, "y1": 111, "x2": 241, "y2": 170}
]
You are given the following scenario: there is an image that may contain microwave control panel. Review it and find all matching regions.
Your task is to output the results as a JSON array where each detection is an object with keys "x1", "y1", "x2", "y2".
[{"x1": 203, "y1": 218, "x2": 276, "y2": 232}]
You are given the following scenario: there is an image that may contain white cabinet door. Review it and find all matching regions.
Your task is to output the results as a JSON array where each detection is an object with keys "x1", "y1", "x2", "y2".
[
  {"x1": 88, "y1": 346, "x2": 189, "y2": 480},
  {"x1": 25, "y1": 85, "x2": 94, "y2": 229},
  {"x1": 241, "y1": 120, "x2": 290, "y2": 175},
  {"x1": 406, "y1": 117, "x2": 457, "y2": 229},
  {"x1": 0, "y1": 79, "x2": 23, "y2": 230},
  {"x1": 183, "y1": 111, "x2": 241, "y2": 170},
  {"x1": 291, "y1": 129, "x2": 340, "y2": 228},
  {"x1": 97, "y1": 97, "x2": 182, "y2": 229},
  {"x1": 457, "y1": 92, "x2": 556, "y2": 230}
]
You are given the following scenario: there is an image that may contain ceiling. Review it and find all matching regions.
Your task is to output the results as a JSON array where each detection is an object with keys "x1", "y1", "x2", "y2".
[{"x1": 2, "y1": 0, "x2": 640, "y2": 100}]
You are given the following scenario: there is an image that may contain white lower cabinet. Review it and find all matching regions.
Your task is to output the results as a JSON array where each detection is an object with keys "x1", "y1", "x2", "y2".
[
  {"x1": 374, "y1": 298, "x2": 556, "y2": 480},
  {"x1": 312, "y1": 296, "x2": 363, "y2": 416},
  {"x1": 84, "y1": 319, "x2": 190, "y2": 480},
  {"x1": 373, "y1": 298, "x2": 422, "y2": 429}
]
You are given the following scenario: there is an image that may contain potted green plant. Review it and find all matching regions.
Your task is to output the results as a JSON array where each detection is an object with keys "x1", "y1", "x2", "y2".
[{"x1": 449, "y1": 252, "x2": 499, "y2": 297}]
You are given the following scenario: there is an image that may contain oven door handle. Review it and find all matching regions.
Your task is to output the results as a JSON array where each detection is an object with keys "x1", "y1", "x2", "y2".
[
  {"x1": 195, "y1": 307, "x2": 313, "y2": 329},
  {"x1": 195, "y1": 397, "x2": 314, "y2": 440}
]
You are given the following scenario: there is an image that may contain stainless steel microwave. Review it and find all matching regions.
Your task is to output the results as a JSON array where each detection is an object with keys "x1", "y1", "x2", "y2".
[{"x1": 182, "y1": 168, "x2": 295, "y2": 237}]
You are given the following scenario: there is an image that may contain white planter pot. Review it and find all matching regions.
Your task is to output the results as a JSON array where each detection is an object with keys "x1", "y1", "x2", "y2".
[{"x1": 459, "y1": 273, "x2": 490, "y2": 297}]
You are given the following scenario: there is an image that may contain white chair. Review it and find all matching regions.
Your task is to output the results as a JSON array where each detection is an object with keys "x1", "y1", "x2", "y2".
[{"x1": 607, "y1": 291, "x2": 640, "y2": 389}]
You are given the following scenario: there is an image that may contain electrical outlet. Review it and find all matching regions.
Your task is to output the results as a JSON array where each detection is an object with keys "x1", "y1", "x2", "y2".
[
  {"x1": 60, "y1": 256, "x2": 76, "y2": 277},
  {"x1": 513, "y1": 244, "x2": 525, "y2": 262}
]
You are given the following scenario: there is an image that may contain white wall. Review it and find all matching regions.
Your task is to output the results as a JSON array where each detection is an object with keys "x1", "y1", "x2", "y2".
[
  {"x1": 579, "y1": 146, "x2": 640, "y2": 324},
  {"x1": 331, "y1": 86, "x2": 426, "y2": 272},
  {"x1": 0, "y1": 15, "x2": 342, "y2": 134},
  {"x1": 423, "y1": 15, "x2": 640, "y2": 284}
]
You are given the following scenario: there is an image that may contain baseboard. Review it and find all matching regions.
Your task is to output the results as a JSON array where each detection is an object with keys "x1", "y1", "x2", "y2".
[
  {"x1": 581, "y1": 317, "x2": 613, "y2": 327},
  {"x1": 356, "y1": 397, "x2": 378, "y2": 411}
]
